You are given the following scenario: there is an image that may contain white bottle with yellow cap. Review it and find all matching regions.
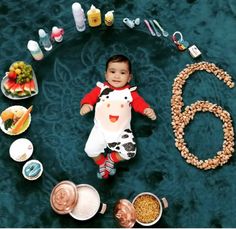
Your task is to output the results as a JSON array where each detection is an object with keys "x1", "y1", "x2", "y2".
[
  {"x1": 105, "y1": 10, "x2": 114, "y2": 26},
  {"x1": 87, "y1": 5, "x2": 101, "y2": 27}
]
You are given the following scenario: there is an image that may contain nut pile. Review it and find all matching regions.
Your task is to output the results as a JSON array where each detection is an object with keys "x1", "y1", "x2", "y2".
[
  {"x1": 133, "y1": 194, "x2": 160, "y2": 224},
  {"x1": 171, "y1": 61, "x2": 235, "y2": 170}
]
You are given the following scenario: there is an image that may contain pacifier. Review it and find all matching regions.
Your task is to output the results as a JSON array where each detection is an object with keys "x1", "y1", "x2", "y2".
[
  {"x1": 123, "y1": 17, "x2": 140, "y2": 29},
  {"x1": 172, "y1": 31, "x2": 189, "y2": 51}
]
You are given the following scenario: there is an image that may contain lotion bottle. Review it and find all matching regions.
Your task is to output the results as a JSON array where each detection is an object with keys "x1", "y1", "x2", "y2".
[{"x1": 87, "y1": 5, "x2": 101, "y2": 27}]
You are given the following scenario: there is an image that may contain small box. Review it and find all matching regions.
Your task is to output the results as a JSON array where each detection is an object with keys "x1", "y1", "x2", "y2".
[{"x1": 188, "y1": 45, "x2": 201, "y2": 58}]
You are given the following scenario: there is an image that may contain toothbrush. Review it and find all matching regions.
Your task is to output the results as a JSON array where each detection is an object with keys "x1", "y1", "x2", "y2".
[
  {"x1": 144, "y1": 19, "x2": 155, "y2": 36},
  {"x1": 149, "y1": 20, "x2": 161, "y2": 37},
  {"x1": 153, "y1": 19, "x2": 169, "y2": 37}
]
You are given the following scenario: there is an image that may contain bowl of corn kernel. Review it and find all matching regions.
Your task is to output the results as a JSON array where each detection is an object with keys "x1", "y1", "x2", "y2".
[{"x1": 132, "y1": 192, "x2": 168, "y2": 226}]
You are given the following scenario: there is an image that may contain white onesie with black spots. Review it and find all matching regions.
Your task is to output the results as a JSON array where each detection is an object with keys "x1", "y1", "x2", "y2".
[{"x1": 85, "y1": 82, "x2": 136, "y2": 160}]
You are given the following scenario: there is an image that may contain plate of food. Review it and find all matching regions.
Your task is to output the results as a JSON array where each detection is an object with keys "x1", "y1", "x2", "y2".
[
  {"x1": 0, "y1": 105, "x2": 33, "y2": 135},
  {"x1": 1, "y1": 61, "x2": 39, "y2": 100}
]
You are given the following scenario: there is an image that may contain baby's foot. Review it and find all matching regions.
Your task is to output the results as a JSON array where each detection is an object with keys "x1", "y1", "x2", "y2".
[
  {"x1": 109, "y1": 167, "x2": 116, "y2": 176},
  {"x1": 97, "y1": 164, "x2": 109, "y2": 179},
  {"x1": 106, "y1": 154, "x2": 116, "y2": 176}
]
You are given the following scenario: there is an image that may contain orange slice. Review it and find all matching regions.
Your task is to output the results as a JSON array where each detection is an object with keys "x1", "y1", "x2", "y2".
[{"x1": 1, "y1": 110, "x2": 14, "y2": 122}]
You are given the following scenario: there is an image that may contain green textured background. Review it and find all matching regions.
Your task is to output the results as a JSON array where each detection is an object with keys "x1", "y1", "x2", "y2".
[{"x1": 1, "y1": 0, "x2": 236, "y2": 227}]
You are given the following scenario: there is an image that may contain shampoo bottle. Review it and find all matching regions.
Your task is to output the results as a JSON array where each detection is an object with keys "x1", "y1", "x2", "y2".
[{"x1": 87, "y1": 5, "x2": 101, "y2": 27}]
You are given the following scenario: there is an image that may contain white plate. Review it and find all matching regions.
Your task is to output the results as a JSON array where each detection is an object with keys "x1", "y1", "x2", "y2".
[
  {"x1": 0, "y1": 105, "x2": 31, "y2": 135},
  {"x1": 1, "y1": 70, "x2": 39, "y2": 100},
  {"x1": 9, "y1": 138, "x2": 33, "y2": 162}
]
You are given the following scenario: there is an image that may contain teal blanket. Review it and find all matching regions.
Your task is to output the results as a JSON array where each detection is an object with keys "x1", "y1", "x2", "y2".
[{"x1": 1, "y1": 0, "x2": 236, "y2": 227}]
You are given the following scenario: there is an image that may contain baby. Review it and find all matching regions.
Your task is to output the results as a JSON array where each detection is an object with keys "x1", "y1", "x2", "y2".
[{"x1": 80, "y1": 55, "x2": 156, "y2": 179}]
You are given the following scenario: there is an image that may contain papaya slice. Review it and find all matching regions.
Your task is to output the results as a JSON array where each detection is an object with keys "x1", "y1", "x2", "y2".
[{"x1": 11, "y1": 105, "x2": 33, "y2": 134}]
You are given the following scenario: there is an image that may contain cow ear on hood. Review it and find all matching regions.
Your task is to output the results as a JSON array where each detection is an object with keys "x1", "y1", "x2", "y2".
[
  {"x1": 129, "y1": 86, "x2": 137, "y2": 92},
  {"x1": 96, "y1": 82, "x2": 105, "y2": 89}
]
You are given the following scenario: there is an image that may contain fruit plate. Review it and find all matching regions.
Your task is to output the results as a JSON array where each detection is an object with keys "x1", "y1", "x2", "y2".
[
  {"x1": 0, "y1": 70, "x2": 39, "y2": 100},
  {"x1": 0, "y1": 105, "x2": 31, "y2": 135}
]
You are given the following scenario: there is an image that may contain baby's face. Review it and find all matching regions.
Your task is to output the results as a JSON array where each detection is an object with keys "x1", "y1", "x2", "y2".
[{"x1": 105, "y1": 62, "x2": 131, "y2": 88}]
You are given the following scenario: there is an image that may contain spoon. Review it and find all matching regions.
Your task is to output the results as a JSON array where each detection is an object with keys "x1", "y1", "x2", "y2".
[
  {"x1": 149, "y1": 20, "x2": 161, "y2": 37},
  {"x1": 144, "y1": 19, "x2": 156, "y2": 36},
  {"x1": 153, "y1": 19, "x2": 169, "y2": 37}
]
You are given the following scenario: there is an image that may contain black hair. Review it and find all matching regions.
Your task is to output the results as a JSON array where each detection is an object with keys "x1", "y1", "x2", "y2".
[{"x1": 105, "y1": 54, "x2": 132, "y2": 73}]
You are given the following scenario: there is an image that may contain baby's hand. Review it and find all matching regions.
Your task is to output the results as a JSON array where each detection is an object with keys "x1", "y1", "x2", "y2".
[
  {"x1": 144, "y1": 108, "x2": 157, "y2": 120},
  {"x1": 80, "y1": 104, "x2": 93, "y2": 116}
]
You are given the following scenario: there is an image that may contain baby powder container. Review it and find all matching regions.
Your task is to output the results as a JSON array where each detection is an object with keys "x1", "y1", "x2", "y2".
[
  {"x1": 105, "y1": 10, "x2": 114, "y2": 26},
  {"x1": 87, "y1": 5, "x2": 101, "y2": 27},
  {"x1": 50, "y1": 181, "x2": 107, "y2": 220},
  {"x1": 27, "y1": 40, "x2": 44, "y2": 61}
]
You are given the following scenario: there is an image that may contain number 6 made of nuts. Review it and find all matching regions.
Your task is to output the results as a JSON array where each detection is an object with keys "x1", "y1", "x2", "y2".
[{"x1": 171, "y1": 61, "x2": 235, "y2": 170}]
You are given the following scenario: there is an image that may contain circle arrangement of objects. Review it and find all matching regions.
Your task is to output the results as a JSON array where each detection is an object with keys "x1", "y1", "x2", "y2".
[
  {"x1": 22, "y1": 159, "x2": 43, "y2": 180},
  {"x1": 9, "y1": 138, "x2": 33, "y2": 162},
  {"x1": 171, "y1": 61, "x2": 235, "y2": 170}
]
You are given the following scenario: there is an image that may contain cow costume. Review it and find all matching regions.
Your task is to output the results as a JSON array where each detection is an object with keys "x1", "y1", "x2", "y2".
[{"x1": 81, "y1": 81, "x2": 150, "y2": 160}]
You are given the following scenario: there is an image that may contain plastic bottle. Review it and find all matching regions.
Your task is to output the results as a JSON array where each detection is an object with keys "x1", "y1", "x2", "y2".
[
  {"x1": 38, "y1": 29, "x2": 52, "y2": 51},
  {"x1": 87, "y1": 5, "x2": 101, "y2": 27},
  {"x1": 51, "y1": 26, "x2": 64, "y2": 42},
  {"x1": 27, "y1": 40, "x2": 44, "y2": 61},
  {"x1": 105, "y1": 10, "x2": 114, "y2": 26},
  {"x1": 72, "y1": 2, "x2": 86, "y2": 32}
]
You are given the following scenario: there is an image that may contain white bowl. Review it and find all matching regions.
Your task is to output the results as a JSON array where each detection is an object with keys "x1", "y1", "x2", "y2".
[{"x1": 9, "y1": 138, "x2": 33, "y2": 162}]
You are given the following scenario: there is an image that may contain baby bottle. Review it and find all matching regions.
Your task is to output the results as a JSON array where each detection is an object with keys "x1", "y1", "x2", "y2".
[
  {"x1": 87, "y1": 5, "x2": 101, "y2": 27},
  {"x1": 105, "y1": 10, "x2": 114, "y2": 26},
  {"x1": 27, "y1": 40, "x2": 44, "y2": 61},
  {"x1": 38, "y1": 29, "x2": 52, "y2": 51},
  {"x1": 51, "y1": 26, "x2": 64, "y2": 42},
  {"x1": 72, "y1": 2, "x2": 86, "y2": 32}
]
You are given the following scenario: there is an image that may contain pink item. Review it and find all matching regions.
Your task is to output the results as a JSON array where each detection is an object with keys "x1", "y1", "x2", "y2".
[{"x1": 51, "y1": 26, "x2": 64, "y2": 42}]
